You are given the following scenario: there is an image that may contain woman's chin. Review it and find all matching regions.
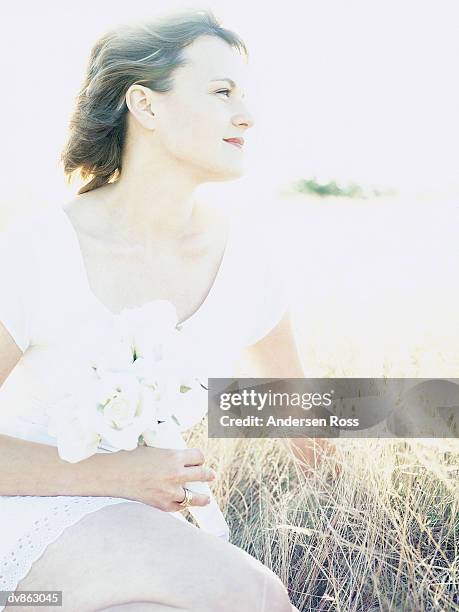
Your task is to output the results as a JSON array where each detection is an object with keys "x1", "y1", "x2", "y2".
[{"x1": 208, "y1": 165, "x2": 245, "y2": 182}]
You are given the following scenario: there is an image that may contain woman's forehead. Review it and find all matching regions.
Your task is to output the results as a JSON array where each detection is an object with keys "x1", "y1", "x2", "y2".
[{"x1": 177, "y1": 36, "x2": 249, "y2": 88}]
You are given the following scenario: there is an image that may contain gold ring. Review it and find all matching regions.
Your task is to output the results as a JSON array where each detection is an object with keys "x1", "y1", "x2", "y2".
[{"x1": 178, "y1": 487, "x2": 193, "y2": 508}]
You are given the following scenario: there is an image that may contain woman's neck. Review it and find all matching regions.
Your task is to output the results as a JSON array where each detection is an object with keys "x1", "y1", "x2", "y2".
[{"x1": 76, "y1": 181, "x2": 211, "y2": 249}]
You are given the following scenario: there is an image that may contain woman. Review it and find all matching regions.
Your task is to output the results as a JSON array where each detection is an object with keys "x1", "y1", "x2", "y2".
[{"x1": 0, "y1": 9, "x2": 326, "y2": 611}]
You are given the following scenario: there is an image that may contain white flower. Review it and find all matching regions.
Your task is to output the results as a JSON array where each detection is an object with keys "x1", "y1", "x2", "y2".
[
  {"x1": 46, "y1": 368, "x2": 162, "y2": 456},
  {"x1": 149, "y1": 366, "x2": 208, "y2": 431},
  {"x1": 130, "y1": 356, "x2": 162, "y2": 388},
  {"x1": 45, "y1": 296, "x2": 211, "y2": 461},
  {"x1": 96, "y1": 377, "x2": 160, "y2": 451},
  {"x1": 98, "y1": 418, "x2": 145, "y2": 451},
  {"x1": 103, "y1": 395, "x2": 138, "y2": 429},
  {"x1": 172, "y1": 381, "x2": 208, "y2": 431},
  {"x1": 93, "y1": 368, "x2": 141, "y2": 408},
  {"x1": 46, "y1": 395, "x2": 101, "y2": 463},
  {"x1": 54, "y1": 416, "x2": 101, "y2": 463}
]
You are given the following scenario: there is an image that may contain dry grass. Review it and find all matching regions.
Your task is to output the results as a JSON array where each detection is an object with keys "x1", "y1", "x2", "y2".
[{"x1": 184, "y1": 426, "x2": 459, "y2": 611}]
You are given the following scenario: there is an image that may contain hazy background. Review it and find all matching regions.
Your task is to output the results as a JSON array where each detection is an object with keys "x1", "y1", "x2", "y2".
[
  {"x1": 1, "y1": 0, "x2": 458, "y2": 382},
  {"x1": 2, "y1": 0, "x2": 458, "y2": 203}
]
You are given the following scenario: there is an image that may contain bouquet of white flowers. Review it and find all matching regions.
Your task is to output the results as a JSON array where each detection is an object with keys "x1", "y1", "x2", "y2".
[{"x1": 45, "y1": 300, "x2": 229, "y2": 541}]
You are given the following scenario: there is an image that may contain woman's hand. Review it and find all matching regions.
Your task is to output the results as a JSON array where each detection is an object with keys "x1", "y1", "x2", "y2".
[
  {"x1": 113, "y1": 445, "x2": 217, "y2": 512},
  {"x1": 285, "y1": 437, "x2": 341, "y2": 479}
]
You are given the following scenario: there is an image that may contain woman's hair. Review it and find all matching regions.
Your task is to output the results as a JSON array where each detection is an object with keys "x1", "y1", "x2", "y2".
[{"x1": 61, "y1": 9, "x2": 247, "y2": 194}]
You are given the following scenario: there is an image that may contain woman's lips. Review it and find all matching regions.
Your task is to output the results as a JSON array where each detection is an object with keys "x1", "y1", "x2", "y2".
[{"x1": 223, "y1": 138, "x2": 244, "y2": 149}]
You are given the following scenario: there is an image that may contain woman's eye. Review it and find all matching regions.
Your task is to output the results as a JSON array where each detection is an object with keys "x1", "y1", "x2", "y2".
[{"x1": 215, "y1": 89, "x2": 231, "y2": 97}]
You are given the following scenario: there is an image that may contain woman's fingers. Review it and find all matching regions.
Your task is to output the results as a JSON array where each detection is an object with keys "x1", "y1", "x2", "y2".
[
  {"x1": 181, "y1": 447, "x2": 205, "y2": 466},
  {"x1": 179, "y1": 466, "x2": 217, "y2": 483},
  {"x1": 173, "y1": 486, "x2": 211, "y2": 507}
]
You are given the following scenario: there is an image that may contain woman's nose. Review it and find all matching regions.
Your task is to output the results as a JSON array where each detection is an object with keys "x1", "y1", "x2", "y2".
[{"x1": 232, "y1": 111, "x2": 255, "y2": 129}]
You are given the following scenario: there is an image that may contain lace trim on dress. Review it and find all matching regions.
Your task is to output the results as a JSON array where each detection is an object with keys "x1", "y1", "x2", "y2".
[{"x1": 0, "y1": 496, "x2": 141, "y2": 610}]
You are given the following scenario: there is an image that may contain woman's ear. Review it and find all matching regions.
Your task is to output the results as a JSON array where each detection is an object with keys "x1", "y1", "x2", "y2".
[{"x1": 125, "y1": 84, "x2": 156, "y2": 129}]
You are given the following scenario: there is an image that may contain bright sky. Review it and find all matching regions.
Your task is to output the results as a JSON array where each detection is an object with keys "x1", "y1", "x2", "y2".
[{"x1": 1, "y1": 0, "x2": 458, "y2": 211}]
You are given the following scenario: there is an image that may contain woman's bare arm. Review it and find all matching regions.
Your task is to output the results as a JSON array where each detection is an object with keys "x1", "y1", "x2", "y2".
[
  {"x1": 0, "y1": 320, "x2": 22, "y2": 388},
  {"x1": 0, "y1": 321, "x2": 123, "y2": 498},
  {"x1": 235, "y1": 309, "x2": 339, "y2": 475},
  {"x1": 0, "y1": 433, "x2": 125, "y2": 497},
  {"x1": 0, "y1": 433, "x2": 215, "y2": 510}
]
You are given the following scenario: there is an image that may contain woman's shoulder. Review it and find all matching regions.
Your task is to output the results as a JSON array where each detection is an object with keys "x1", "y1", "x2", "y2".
[
  {"x1": 0, "y1": 204, "x2": 81, "y2": 277},
  {"x1": 0, "y1": 208, "x2": 65, "y2": 353},
  {"x1": 61, "y1": 193, "x2": 108, "y2": 243}
]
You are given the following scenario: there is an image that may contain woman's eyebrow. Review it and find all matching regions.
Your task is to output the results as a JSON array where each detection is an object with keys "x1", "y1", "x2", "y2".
[{"x1": 210, "y1": 78, "x2": 236, "y2": 88}]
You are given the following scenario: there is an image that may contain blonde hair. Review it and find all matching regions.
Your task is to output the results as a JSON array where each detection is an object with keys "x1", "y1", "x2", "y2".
[{"x1": 61, "y1": 9, "x2": 247, "y2": 194}]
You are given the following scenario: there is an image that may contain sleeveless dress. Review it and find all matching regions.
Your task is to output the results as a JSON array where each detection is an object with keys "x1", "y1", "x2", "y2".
[{"x1": 0, "y1": 204, "x2": 290, "y2": 604}]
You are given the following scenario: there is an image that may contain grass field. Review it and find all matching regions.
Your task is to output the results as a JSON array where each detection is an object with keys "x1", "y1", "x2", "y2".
[{"x1": 185, "y1": 425, "x2": 458, "y2": 611}]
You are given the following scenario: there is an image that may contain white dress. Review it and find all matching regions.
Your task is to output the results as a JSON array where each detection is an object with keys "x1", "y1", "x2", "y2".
[{"x1": 0, "y1": 204, "x2": 290, "y2": 604}]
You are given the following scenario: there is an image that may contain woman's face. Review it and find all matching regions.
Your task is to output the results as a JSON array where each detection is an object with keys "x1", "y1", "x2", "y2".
[{"x1": 152, "y1": 35, "x2": 255, "y2": 181}]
